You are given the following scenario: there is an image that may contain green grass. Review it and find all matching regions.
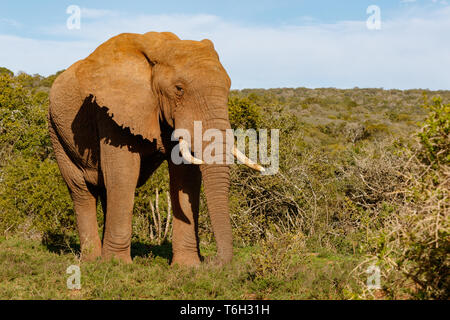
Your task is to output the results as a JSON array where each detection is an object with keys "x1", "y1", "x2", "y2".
[{"x1": 0, "y1": 237, "x2": 363, "y2": 300}]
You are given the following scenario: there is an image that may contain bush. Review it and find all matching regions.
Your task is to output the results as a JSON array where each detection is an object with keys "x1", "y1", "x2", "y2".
[
  {"x1": 0, "y1": 67, "x2": 14, "y2": 77},
  {"x1": 228, "y1": 95, "x2": 261, "y2": 129},
  {"x1": 0, "y1": 72, "x2": 73, "y2": 240},
  {"x1": 354, "y1": 95, "x2": 449, "y2": 299},
  {"x1": 0, "y1": 156, "x2": 75, "y2": 237},
  {"x1": 418, "y1": 95, "x2": 449, "y2": 166},
  {"x1": 251, "y1": 231, "x2": 306, "y2": 280},
  {"x1": 387, "y1": 96, "x2": 449, "y2": 299}
]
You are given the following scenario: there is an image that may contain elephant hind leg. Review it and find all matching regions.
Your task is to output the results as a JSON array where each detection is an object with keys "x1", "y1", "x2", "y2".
[
  {"x1": 71, "y1": 188, "x2": 102, "y2": 261},
  {"x1": 48, "y1": 122, "x2": 101, "y2": 261}
]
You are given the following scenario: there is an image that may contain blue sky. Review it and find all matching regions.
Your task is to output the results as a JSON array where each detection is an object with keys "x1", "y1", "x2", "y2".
[{"x1": 1, "y1": 0, "x2": 449, "y2": 89}]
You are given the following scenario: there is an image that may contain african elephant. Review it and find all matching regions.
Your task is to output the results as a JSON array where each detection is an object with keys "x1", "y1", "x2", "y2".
[{"x1": 48, "y1": 31, "x2": 262, "y2": 266}]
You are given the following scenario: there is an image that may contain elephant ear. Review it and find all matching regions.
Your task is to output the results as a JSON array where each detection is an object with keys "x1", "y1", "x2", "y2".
[{"x1": 75, "y1": 33, "x2": 161, "y2": 142}]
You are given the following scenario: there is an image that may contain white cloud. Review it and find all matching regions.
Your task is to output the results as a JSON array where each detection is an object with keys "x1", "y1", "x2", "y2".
[
  {"x1": 0, "y1": 35, "x2": 93, "y2": 75},
  {"x1": 1, "y1": 7, "x2": 449, "y2": 90},
  {"x1": 0, "y1": 18, "x2": 21, "y2": 28},
  {"x1": 80, "y1": 8, "x2": 119, "y2": 19},
  {"x1": 432, "y1": 0, "x2": 449, "y2": 5}
]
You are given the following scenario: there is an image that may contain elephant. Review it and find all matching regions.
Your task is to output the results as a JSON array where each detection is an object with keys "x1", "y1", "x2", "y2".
[{"x1": 48, "y1": 31, "x2": 263, "y2": 266}]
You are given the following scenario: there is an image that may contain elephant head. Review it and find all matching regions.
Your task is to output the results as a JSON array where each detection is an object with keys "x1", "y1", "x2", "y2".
[{"x1": 74, "y1": 31, "x2": 262, "y2": 264}]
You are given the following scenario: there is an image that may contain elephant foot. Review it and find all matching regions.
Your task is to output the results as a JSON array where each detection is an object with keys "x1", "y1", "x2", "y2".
[
  {"x1": 80, "y1": 252, "x2": 101, "y2": 262},
  {"x1": 171, "y1": 253, "x2": 201, "y2": 267},
  {"x1": 101, "y1": 249, "x2": 132, "y2": 264},
  {"x1": 80, "y1": 244, "x2": 102, "y2": 262},
  {"x1": 203, "y1": 255, "x2": 232, "y2": 267}
]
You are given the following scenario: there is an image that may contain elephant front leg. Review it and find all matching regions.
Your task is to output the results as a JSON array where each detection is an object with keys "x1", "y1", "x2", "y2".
[
  {"x1": 168, "y1": 162, "x2": 202, "y2": 266},
  {"x1": 100, "y1": 146, "x2": 140, "y2": 264}
]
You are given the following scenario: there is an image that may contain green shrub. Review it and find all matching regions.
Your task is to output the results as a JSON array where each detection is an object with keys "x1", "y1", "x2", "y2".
[
  {"x1": 0, "y1": 74, "x2": 52, "y2": 160},
  {"x1": 227, "y1": 95, "x2": 261, "y2": 129},
  {"x1": 0, "y1": 72, "x2": 71, "y2": 240},
  {"x1": 355, "y1": 96, "x2": 449, "y2": 299},
  {"x1": 0, "y1": 67, "x2": 13, "y2": 77},
  {"x1": 418, "y1": 95, "x2": 449, "y2": 166},
  {"x1": 0, "y1": 156, "x2": 75, "y2": 236},
  {"x1": 251, "y1": 231, "x2": 306, "y2": 280}
]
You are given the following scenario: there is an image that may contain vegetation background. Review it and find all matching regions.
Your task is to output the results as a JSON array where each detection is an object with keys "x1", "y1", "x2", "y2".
[{"x1": 0, "y1": 66, "x2": 448, "y2": 299}]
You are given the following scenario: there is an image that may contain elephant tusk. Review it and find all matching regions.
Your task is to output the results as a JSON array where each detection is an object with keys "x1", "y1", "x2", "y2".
[
  {"x1": 232, "y1": 147, "x2": 265, "y2": 173},
  {"x1": 179, "y1": 138, "x2": 204, "y2": 165}
]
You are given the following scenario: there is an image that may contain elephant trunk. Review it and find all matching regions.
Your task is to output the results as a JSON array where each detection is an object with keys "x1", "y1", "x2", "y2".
[
  {"x1": 200, "y1": 162, "x2": 233, "y2": 264},
  {"x1": 199, "y1": 98, "x2": 233, "y2": 263}
]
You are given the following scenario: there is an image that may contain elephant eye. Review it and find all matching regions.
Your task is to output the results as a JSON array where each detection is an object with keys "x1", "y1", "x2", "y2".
[{"x1": 175, "y1": 85, "x2": 184, "y2": 96}]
